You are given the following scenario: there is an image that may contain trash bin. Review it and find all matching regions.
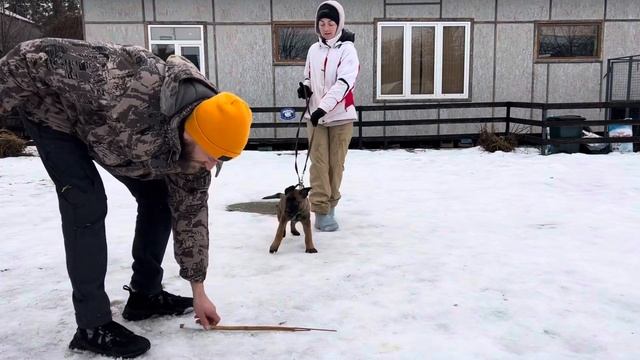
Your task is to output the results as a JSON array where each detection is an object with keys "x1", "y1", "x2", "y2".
[{"x1": 547, "y1": 115, "x2": 585, "y2": 154}]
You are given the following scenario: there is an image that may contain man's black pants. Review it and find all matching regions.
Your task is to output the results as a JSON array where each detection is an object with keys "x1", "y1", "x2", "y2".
[{"x1": 23, "y1": 121, "x2": 172, "y2": 329}]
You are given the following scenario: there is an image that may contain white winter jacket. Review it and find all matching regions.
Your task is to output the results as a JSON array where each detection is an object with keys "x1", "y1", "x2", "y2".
[{"x1": 303, "y1": 1, "x2": 359, "y2": 126}]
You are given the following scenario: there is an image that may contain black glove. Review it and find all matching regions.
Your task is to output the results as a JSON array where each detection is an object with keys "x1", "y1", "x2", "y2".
[
  {"x1": 297, "y1": 82, "x2": 313, "y2": 99},
  {"x1": 309, "y1": 108, "x2": 326, "y2": 127}
]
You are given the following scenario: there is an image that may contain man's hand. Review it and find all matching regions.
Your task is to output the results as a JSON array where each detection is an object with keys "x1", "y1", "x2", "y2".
[
  {"x1": 191, "y1": 282, "x2": 221, "y2": 329},
  {"x1": 309, "y1": 108, "x2": 326, "y2": 127}
]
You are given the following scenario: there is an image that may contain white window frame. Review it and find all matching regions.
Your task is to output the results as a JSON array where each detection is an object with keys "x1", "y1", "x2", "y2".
[
  {"x1": 376, "y1": 21, "x2": 471, "y2": 100},
  {"x1": 148, "y1": 24, "x2": 206, "y2": 76}
]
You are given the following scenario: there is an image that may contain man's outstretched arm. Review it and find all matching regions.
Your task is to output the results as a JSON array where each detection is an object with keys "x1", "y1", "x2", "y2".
[{"x1": 165, "y1": 170, "x2": 221, "y2": 328}]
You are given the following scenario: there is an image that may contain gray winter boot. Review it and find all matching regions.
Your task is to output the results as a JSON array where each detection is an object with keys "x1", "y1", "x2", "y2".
[{"x1": 315, "y1": 212, "x2": 338, "y2": 232}]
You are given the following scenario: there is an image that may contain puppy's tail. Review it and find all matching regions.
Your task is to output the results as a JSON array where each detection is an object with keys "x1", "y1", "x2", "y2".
[{"x1": 262, "y1": 193, "x2": 283, "y2": 200}]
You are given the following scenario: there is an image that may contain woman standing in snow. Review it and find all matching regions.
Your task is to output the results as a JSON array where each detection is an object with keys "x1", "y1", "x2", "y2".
[{"x1": 297, "y1": 0, "x2": 359, "y2": 232}]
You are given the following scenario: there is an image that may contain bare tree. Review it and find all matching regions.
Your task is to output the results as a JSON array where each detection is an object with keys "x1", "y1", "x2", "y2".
[
  {"x1": 47, "y1": 0, "x2": 82, "y2": 39},
  {"x1": 278, "y1": 27, "x2": 315, "y2": 62},
  {"x1": 539, "y1": 24, "x2": 597, "y2": 58},
  {"x1": 0, "y1": 0, "x2": 81, "y2": 57},
  {"x1": 0, "y1": 0, "x2": 42, "y2": 57}
]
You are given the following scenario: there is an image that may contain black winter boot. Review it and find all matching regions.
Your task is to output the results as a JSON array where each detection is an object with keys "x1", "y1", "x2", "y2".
[
  {"x1": 68, "y1": 320, "x2": 150, "y2": 358},
  {"x1": 122, "y1": 285, "x2": 194, "y2": 321}
]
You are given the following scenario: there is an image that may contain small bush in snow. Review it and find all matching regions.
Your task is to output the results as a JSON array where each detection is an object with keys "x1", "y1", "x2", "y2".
[{"x1": 478, "y1": 126, "x2": 517, "y2": 152}]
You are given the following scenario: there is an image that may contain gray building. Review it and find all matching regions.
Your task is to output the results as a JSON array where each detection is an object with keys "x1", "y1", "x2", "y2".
[{"x1": 81, "y1": 0, "x2": 640, "y2": 142}]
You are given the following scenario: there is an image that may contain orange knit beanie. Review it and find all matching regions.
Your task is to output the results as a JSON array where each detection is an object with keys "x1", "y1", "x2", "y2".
[{"x1": 184, "y1": 92, "x2": 252, "y2": 160}]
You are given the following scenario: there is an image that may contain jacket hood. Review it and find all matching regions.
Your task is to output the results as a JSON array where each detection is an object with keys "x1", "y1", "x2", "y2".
[
  {"x1": 317, "y1": 28, "x2": 356, "y2": 49},
  {"x1": 338, "y1": 29, "x2": 355, "y2": 43},
  {"x1": 159, "y1": 55, "x2": 219, "y2": 160},
  {"x1": 315, "y1": 1, "x2": 345, "y2": 38},
  {"x1": 160, "y1": 55, "x2": 217, "y2": 119}
]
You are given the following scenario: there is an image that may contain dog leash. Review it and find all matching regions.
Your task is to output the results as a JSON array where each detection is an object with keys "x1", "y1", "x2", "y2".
[{"x1": 293, "y1": 82, "x2": 315, "y2": 188}]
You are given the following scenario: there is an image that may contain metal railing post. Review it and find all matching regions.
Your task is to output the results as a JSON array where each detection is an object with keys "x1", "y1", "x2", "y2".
[
  {"x1": 541, "y1": 107, "x2": 548, "y2": 155},
  {"x1": 357, "y1": 108, "x2": 363, "y2": 149},
  {"x1": 505, "y1": 102, "x2": 511, "y2": 135},
  {"x1": 626, "y1": 59, "x2": 633, "y2": 118}
]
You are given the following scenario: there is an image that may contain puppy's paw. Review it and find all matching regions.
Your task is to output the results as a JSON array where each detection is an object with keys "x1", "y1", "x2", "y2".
[
  {"x1": 305, "y1": 248, "x2": 318, "y2": 253},
  {"x1": 291, "y1": 230, "x2": 300, "y2": 236},
  {"x1": 269, "y1": 247, "x2": 278, "y2": 254}
]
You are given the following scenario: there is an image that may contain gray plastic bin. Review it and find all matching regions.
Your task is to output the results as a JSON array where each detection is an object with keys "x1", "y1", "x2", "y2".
[{"x1": 547, "y1": 115, "x2": 585, "y2": 154}]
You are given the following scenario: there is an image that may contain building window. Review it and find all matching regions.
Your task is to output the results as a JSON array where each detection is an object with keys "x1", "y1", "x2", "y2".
[
  {"x1": 148, "y1": 25, "x2": 206, "y2": 75},
  {"x1": 273, "y1": 22, "x2": 317, "y2": 65},
  {"x1": 377, "y1": 21, "x2": 471, "y2": 100},
  {"x1": 535, "y1": 22, "x2": 602, "y2": 62}
]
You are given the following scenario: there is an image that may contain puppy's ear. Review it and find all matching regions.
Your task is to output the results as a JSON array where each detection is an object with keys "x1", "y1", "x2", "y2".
[
  {"x1": 300, "y1": 187, "x2": 312, "y2": 198},
  {"x1": 284, "y1": 185, "x2": 296, "y2": 195}
]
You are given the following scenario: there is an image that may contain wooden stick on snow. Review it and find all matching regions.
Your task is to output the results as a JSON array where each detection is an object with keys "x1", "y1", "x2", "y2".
[{"x1": 179, "y1": 324, "x2": 336, "y2": 332}]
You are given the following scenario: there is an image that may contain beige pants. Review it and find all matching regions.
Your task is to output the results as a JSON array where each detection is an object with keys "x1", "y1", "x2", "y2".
[{"x1": 306, "y1": 121, "x2": 353, "y2": 214}]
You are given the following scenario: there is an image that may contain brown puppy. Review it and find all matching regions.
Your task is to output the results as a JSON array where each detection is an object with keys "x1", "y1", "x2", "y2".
[{"x1": 265, "y1": 185, "x2": 316, "y2": 254}]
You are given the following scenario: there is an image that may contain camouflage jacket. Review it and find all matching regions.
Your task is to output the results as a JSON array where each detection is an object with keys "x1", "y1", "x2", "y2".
[{"x1": 0, "y1": 38, "x2": 217, "y2": 282}]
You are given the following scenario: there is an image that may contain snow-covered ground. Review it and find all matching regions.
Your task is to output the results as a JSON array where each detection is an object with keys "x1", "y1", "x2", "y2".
[{"x1": 1, "y1": 147, "x2": 639, "y2": 359}]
